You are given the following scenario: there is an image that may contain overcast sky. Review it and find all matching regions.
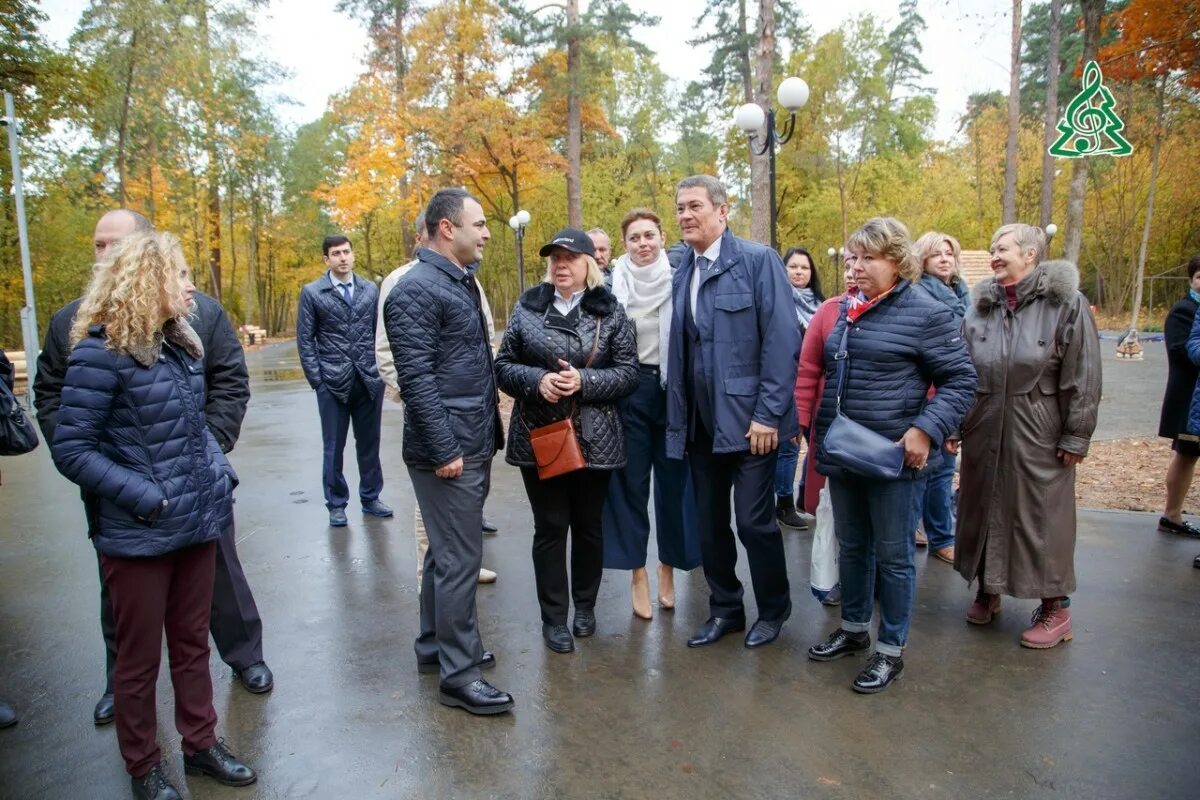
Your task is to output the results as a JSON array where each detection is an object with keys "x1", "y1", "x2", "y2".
[{"x1": 39, "y1": 0, "x2": 1013, "y2": 143}]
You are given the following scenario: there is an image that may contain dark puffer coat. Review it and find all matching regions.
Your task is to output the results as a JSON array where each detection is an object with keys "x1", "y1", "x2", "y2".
[
  {"x1": 1162, "y1": 294, "x2": 1199, "y2": 438},
  {"x1": 495, "y1": 283, "x2": 639, "y2": 470},
  {"x1": 35, "y1": 291, "x2": 249, "y2": 453},
  {"x1": 296, "y1": 272, "x2": 383, "y2": 403},
  {"x1": 384, "y1": 249, "x2": 504, "y2": 469},
  {"x1": 52, "y1": 321, "x2": 236, "y2": 558},
  {"x1": 813, "y1": 280, "x2": 978, "y2": 477}
]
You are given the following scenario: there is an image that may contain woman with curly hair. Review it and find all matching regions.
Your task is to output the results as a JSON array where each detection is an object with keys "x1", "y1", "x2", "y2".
[{"x1": 53, "y1": 231, "x2": 255, "y2": 799}]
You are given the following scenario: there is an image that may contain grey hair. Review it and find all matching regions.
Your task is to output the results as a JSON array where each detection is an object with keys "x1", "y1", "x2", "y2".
[
  {"x1": 676, "y1": 175, "x2": 728, "y2": 207},
  {"x1": 586, "y1": 227, "x2": 609, "y2": 239},
  {"x1": 991, "y1": 223, "x2": 1047, "y2": 263}
]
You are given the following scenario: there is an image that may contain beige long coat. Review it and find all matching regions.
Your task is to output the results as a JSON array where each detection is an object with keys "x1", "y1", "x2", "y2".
[{"x1": 954, "y1": 261, "x2": 1102, "y2": 599}]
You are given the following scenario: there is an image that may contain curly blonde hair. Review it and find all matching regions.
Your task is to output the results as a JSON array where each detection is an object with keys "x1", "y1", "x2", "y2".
[
  {"x1": 71, "y1": 231, "x2": 193, "y2": 351},
  {"x1": 914, "y1": 231, "x2": 963, "y2": 281},
  {"x1": 846, "y1": 217, "x2": 921, "y2": 282}
]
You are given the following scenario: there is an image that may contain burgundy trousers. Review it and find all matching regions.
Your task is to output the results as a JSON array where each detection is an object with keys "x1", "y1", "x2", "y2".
[{"x1": 100, "y1": 541, "x2": 219, "y2": 777}]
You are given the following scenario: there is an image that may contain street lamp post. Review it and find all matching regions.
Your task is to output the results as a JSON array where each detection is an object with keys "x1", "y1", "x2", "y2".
[
  {"x1": 734, "y1": 76, "x2": 810, "y2": 252},
  {"x1": 827, "y1": 246, "x2": 838, "y2": 293},
  {"x1": 508, "y1": 209, "x2": 531, "y2": 295}
]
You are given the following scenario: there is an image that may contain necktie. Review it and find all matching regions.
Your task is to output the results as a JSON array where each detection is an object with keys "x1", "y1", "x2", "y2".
[
  {"x1": 339, "y1": 283, "x2": 352, "y2": 304},
  {"x1": 696, "y1": 255, "x2": 710, "y2": 272}
]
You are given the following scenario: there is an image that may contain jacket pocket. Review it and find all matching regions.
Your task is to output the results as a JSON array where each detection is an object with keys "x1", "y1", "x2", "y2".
[
  {"x1": 714, "y1": 293, "x2": 753, "y2": 313},
  {"x1": 724, "y1": 376, "x2": 760, "y2": 396}
]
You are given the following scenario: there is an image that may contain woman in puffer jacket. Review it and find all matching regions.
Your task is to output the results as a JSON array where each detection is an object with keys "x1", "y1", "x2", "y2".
[
  {"x1": 52, "y1": 231, "x2": 255, "y2": 800},
  {"x1": 495, "y1": 227, "x2": 639, "y2": 655}
]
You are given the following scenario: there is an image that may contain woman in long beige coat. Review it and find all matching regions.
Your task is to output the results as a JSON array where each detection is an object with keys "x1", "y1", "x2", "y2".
[{"x1": 955, "y1": 223, "x2": 1101, "y2": 649}]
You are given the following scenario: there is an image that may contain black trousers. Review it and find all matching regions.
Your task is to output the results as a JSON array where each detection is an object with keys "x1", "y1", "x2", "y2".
[
  {"x1": 520, "y1": 467, "x2": 611, "y2": 626},
  {"x1": 686, "y1": 426, "x2": 791, "y2": 622},
  {"x1": 100, "y1": 521, "x2": 264, "y2": 691},
  {"x1": 316, "y1": 375, "x2": 384, "y2": 509}
]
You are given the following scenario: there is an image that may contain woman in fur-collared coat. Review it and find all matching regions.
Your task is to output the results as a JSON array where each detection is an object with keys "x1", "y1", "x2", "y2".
[{"x1": 955, "y1": 224, "x2": 1102, "y2": 650}]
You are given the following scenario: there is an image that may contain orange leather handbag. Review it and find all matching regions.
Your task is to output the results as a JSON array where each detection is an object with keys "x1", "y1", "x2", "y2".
[{"x1": 525, "y1": 319, "x2": 600, "y2": 480}]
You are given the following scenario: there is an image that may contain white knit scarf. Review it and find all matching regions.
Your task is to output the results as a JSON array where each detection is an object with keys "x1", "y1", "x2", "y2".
[{"x1": 611, "y1": 250, "x2": 673, "y2": 385}]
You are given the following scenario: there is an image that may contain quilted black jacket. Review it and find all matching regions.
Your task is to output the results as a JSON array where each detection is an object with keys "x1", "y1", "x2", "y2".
[
  {"x1": 495, "y1": 283, "x2": 639, "y2": 470},
  {"x1": 384, "y1": 249, "x2": 504, "y2": 469},
  {"x1": 296, "y1": 272, "x2": 382, "y2": 403}
]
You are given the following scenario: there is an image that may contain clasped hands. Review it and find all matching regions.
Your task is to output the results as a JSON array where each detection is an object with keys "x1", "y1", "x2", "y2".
[{"x1": 538, "y1": 360, "x2": 582, "y2": 404}]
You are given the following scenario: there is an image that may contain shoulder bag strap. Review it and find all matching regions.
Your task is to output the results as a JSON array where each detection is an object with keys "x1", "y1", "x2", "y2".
[{"x1": 834, "y1": 300, "x2": 851, "y2": 414}]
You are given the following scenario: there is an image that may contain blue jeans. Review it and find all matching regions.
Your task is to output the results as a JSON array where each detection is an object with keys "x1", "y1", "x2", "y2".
[
  {"x1": 828, "y1": 473, "x2": 926, "y2": 657},
  {"x1": 775, "y1": 438, "x2": 800, "y2": 498},
  {"x1": 913, "y1": 453, "x2": 956, "y2": 550}
]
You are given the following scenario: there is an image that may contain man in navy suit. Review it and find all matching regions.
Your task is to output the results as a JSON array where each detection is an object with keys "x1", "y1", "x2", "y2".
[
  {"x1": 296, "y1": 235, "x2": 392, "y2": 527},
  {"x1": 664, "y1": 175, "x2": 801, "y2": 650}
]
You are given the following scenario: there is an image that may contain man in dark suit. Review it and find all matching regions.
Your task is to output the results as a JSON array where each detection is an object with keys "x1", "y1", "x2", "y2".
[
  {"x1": 664, "y1": 175, "x2": 801, "y2": 650},
  {"x1": 34, "y1": 209, "x2": 273, "y2": 726},
  {"x1": 296, "y1": 235, "x2": 392, "y2": 528}
]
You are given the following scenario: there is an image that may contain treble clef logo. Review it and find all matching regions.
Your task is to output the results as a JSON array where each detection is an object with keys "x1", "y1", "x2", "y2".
[{"x1": 1050, "y1": 61, "x2": 1133, "y2": 159}]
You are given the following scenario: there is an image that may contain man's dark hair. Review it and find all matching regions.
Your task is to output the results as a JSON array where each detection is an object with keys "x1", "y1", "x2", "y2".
[
  {"x1": 424, "y1": 188, "x2": 478, "y2": 239},
  {"x1": 1188, "y1": 254, "x2": 1200, "y2": 280},
  {"x1": 323, "y1": 235, "x2": 351, "y2": 256}
]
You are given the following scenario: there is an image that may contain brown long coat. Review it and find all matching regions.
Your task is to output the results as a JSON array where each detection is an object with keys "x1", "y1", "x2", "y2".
[{"x1": 954, "y1": 261, "x2": 1102, "y2": 599}]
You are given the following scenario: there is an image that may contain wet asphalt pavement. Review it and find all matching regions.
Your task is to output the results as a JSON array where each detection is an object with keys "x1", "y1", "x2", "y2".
[{"x1": 0, "y1": 340, "x2": 1196, "y2": 799}]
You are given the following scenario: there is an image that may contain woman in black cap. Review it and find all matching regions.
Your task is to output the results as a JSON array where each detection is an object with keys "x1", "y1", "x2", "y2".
[{"x1": 495, "y1": 227, "x2": 639, "y2": 653}]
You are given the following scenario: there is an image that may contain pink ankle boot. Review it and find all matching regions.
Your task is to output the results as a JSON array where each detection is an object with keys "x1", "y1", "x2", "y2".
[
  {"x1": 965, "y1": 591, "x2": 1000, "y2": 625},
  {"x1": 1020, "y1": 599, "x2": 1072, "y2": 649}
]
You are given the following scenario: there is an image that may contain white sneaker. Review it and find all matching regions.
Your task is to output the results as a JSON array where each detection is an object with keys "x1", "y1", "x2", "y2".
[{"x1": 478, "y1": 567, "x2": 497, "y2": 584}]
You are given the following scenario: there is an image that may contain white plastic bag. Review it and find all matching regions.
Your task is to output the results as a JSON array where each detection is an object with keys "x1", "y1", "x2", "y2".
[{"x1": 810, "y1": 485, "x2": 839, "y2": 601}]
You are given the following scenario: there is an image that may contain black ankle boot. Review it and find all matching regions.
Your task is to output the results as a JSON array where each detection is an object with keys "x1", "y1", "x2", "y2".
[
  {"x1": 131, "y1": 764, "x2": 181, "y2": 800},
  {"x1": 183, "y1": 739, "x2": 257, "y2": 786},
  {"x1": 775, "y1": 495, "x2": 807, "y2": 529}
]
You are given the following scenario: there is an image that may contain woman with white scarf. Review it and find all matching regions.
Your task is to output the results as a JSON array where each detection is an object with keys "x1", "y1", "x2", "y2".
[{"x1": 602, "y1": 209, "x2": 701, "y2": 619}]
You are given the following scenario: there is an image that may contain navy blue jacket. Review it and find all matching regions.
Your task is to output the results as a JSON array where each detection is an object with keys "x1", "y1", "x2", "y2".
[
  {"x1": 813, "y1": 280, "x2": 978, "y2": 477},
  {"x1": 1184, "y1": 308, "x2": 1200, "y2": 436},
  {"x1": 916, "y1": 273, "x2": 969, "y2": 319},
  {"x1": 296, "y1": 272, "x2": 382, "y2": 403},
  {"x1": 384, "y1": 249, "x2": 503, "y2": 469},
  {"x1": 52, "y1": 322, "x2": 236, "y2": 557},
  {"x1": 665, "y1": 228, "x2": 801, "y2": 457}
]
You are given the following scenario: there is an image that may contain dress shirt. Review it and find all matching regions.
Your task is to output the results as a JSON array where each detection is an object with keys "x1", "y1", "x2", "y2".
[
  {"x1": 689, "y1": 236, "x2": 724, "y2": 319},
  {"x1": 328, "y1": 271, "x2": 354, "y2": 303},
  {"x1": 553, "y1": 288, "x2": 585, "y2": 317}
]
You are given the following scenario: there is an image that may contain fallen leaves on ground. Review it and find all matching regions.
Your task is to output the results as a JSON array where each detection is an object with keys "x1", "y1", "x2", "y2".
[{"x1": 1076, "y1": 438, "x2": 1182, "y2": 512}]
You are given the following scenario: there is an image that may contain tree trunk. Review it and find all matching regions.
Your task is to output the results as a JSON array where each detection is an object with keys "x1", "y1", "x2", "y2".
[
  {"x1": 1039, "y1": 0, "x2": 1061, "y2": 230},
  {"x1": 116, "y1": 29, "x2": 138, "y2": 207},
  {"x1": 750, "y1": 0, "x2": 775, "y2": 246},
  {"x1": 226, "y1": 172, "x2": 237, "y2": 311},
  {"x1": 737, "y1": 0, "x2": 753, "y2": 103},
  {"x1": 1128, "y1": 75, "x2": 1167, "y2": 333},
  {"x1": 198, "y1": 1, "x2": 222, "y2": 301},
  {"x1": 565, "y1": 0, "x2": 582, "y2": 227},
  {"x1": 1002, "y1": 0, "x2": 1022, "y2": 224},
  {"x1": 1063, "y1": 0, "x2": 1105, "y2": 265}
]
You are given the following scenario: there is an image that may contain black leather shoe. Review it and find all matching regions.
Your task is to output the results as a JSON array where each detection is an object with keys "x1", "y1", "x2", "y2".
[
  {"x1": 183, "y1": 739, "x2": 257, "y2": 786},
  {"x1": 776, "y1": 496, "x2": 807, "y2": 529},
  {"x1": 482, "y1": 518, "x2": 499, "y2": 533},
  {"x1": 572, "y1": 609, "x2": 596, "y2": 638},
  {"x1": 852, "y1": 652, "x2": 904, "y2": 694},
  {"x1": 362, "y1": 499, "x2": 394, "y2": 517},
  {"x1": 808, "y1": 629, "x2": 871, "y2": 661},
  {"x1": 438, "y1": 679, "x2": 514, "y2": 715},
  {"x1": 417, "y1": 650, "x2": 496, "y2": 674},
  {"x1": 0, "y1": 700, "x2": 16, "y2": 729},
  {"x1": 93, "y1": 692, "x2": 115, "y2": 725},
  {"x1": 131, "y1": 764, "x2": 181, "y2": 800},
  {"x1": 686, "y1": 616, "x2": 746, "y2": 648},
  {"x1": 329, "y1": 507, "x2": 348, "y2": 527},
  {"x1": 542, "y1": 623, "x2": 575, "y2": 653},
  {"x1": 234, "y1": 662, "x2": 274, "y2": 694},
  {"x1": 745, "y1": 617, "x2": 787, "y2": 648}
]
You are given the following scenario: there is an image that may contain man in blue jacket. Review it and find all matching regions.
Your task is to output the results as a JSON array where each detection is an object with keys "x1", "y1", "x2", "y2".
[
  {"x1": 665, "y1": 175, "x2": 801, "y2": 649},
  {"x1": 296, "y1": 235, "x2": 392, "y2": 527},
  {"x1": 384, "y1": 188, "x2": 512, "y2": 715}
]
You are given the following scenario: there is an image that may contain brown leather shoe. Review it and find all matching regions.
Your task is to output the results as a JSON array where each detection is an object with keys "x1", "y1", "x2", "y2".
[{"x1": 932, "y1": 545, "x2": 955, "y2": 564}]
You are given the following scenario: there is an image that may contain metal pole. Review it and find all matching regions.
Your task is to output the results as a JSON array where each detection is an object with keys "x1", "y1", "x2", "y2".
[
  {"x1": 767, "y1": 108, "x2": 778, "y2": 253},
  {"x1": 4, "y1": 92, "x2": 39, "y2": 403},
  {"x1": 515, "y1": 227, "x2": 526, "y2": 296}
]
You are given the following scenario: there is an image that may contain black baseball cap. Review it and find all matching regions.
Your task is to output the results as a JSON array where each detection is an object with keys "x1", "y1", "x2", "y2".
[{"x1": 538, "y1": 228, "x2": 596, "y2": 258}]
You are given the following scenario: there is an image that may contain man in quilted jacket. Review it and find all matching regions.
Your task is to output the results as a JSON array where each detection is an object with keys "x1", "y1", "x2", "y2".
[
  {"x1": 296, "y1": 235, "x2": 393, "y2": 528},
  {"x1": 383, "y1": 188, "x2": 513, "y2": 716}
]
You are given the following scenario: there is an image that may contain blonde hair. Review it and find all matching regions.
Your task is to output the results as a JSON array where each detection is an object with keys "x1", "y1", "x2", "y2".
[
  {"x1": 542, "y1": 252, "x2": 605, "y2": 290},
  {"x1": 846, "y1": 217, "x2": 921, "y2": 282},
  {"x1": 990, "y1": 223, "x2": 1046, "y2": 263},
  {"x1": 71, "y1": 231, "x2": 193, "y2": 351},
  {"x1": 914, "y1": 231, "x2": 964, "y2": 281}
]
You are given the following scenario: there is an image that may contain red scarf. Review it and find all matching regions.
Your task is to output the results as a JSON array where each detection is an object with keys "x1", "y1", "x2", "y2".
[{"x1": 846, "y1": 281, "x2": 900, "y2": 322}]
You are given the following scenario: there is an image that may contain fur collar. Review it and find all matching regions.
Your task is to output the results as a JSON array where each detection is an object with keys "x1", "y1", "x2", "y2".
[
  {"x1": 519, "y1": 282, "x2": 617, "y2": 317},
  {"x1": 126, "y1": 318, "x2": 205, "y2": 367},
  {"x1": 972, "y1": 259, "x2": 1080, "y2": 313}
]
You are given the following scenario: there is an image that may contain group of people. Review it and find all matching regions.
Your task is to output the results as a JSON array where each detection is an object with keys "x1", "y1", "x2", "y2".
[{"x1": 3, "y1": 171, "x2": 1110, "y2": 798}]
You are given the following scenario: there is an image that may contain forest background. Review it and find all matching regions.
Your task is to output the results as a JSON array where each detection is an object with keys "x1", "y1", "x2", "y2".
[{"x1": 1, "y1": 0, "x2": 1197, "y2": 344}]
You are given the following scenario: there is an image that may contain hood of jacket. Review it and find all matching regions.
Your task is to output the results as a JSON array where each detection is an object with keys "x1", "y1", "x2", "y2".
[
  {"x1": 972, "y1": 259, "x2": 1080, "y2": 313},
  {"x1": 518, "y1": 282, "x2": 618, "y2": 317}
]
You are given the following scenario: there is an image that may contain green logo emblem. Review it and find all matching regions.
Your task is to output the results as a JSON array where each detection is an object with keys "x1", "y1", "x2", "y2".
[{"x1": 1050, "y1": 61, "x2": 1132, "y2": 158}]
